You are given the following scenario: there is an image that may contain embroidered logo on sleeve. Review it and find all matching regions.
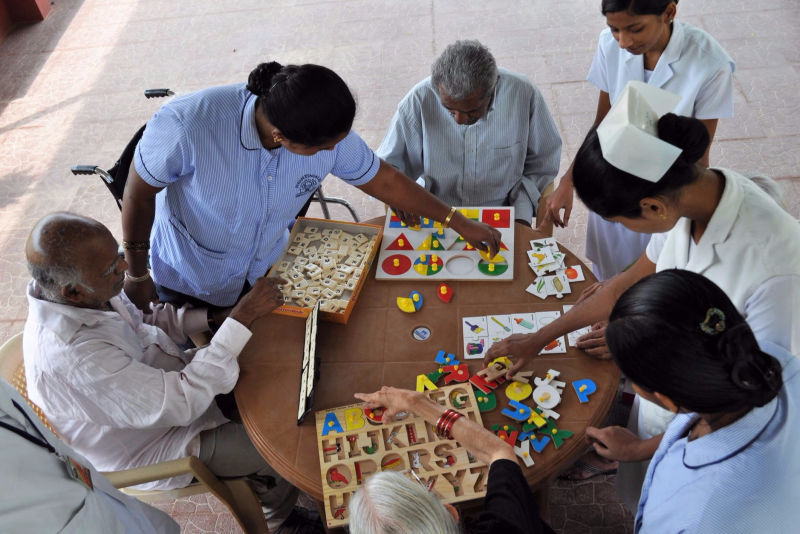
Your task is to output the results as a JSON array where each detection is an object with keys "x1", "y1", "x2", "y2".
[{"x1": 296, "y1": 174, "x2": 322, "y2": 197}]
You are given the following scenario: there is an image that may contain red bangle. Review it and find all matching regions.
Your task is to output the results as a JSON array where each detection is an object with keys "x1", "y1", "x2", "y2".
[{"x1": 436, "y1": 409, "x2": 463, "y2": 440}]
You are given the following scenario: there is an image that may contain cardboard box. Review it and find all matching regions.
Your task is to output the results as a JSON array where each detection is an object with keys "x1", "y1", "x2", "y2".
[{"x1": 268, "y1": 218, "x2": 382, "y2": 324}]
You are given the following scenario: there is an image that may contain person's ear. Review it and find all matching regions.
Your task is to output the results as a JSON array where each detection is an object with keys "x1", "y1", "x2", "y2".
[
  {"x1": 654, "y1": 391, "x2": 680, "y2": 413},
  {"x1": 443, "y1": 503, "x2": 460, "y2": 523},
  {"x1": 61, "y1": 285, "x2": 84, "y2": 303},
  {"x1": 640, "y1": 197, "x2": 669, "y2": 220},
  {"x1": 271, "y1": 129, "x2": 284, "y2": 144},
  {"x1": 664, "y1": 2, "x2": 677, "y2": 23}
]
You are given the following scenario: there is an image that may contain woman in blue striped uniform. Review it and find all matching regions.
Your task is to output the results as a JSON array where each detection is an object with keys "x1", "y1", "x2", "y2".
[{"x1": 121, "y1": 62, "x2": 501, "y2": 310}]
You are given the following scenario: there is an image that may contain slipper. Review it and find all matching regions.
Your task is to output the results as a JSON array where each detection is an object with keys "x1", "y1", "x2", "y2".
[{"x1": 558, "y1": 459, "x2": 618, "y2": 481}]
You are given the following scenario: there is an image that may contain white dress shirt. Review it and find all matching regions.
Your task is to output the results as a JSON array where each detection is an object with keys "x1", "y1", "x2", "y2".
[
  {"x1": 585, "y1": 21, "x2": 736, "y2": 280},
  {"x1": 23, "y1": 281, "x2": 251, "y2": 489},
  {"x1": 0, "y1": 379, "x2": 178, "y2": 533},
  {"x1": 636, "y1": 341, "x2": 800, "y2": 533},
  {"x1": 377, "y1": 68, "x2": 562, "y2": 223}
]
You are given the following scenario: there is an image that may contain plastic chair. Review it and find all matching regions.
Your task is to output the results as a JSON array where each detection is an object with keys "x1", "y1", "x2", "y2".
[
  {"x1": 0, "y1": 332, "x2": 268, "y2": 534},
  {"x1": 71, "y1": 89, "x2": 359, "y2": 221}
]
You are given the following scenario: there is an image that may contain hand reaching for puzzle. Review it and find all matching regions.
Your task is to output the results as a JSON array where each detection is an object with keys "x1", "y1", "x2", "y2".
[
  {"x1": 575, "y1": 321, "x2": 612, "y2": 359},
  {"x1": 354, "y1": 386, "x2": 419, "y2": 422},
  {"x1": 453, "y1": 217, "x2": 502, "y2": 258},
  {"x1": 484, "y1": 333, "x2": 543, "y2": 379},
  {"x1": 228, "y1": 276, "x2": 287, "y2": 328},
  {"x1": 390, "y1": 206, "x2": 420, "y2": 228},
  {"x1": 586, "y1": 425, "x2": 661, "y2": 462}
]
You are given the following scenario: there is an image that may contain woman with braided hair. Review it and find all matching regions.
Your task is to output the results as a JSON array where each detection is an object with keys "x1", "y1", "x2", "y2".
[{"x1": 601, "y1": 269, "x2": 797, "y2": 532}]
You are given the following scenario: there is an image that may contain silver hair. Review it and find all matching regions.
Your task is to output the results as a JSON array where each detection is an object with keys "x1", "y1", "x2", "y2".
[
  {"x1": 27, "y1": 261, "x2": 87, "y2": 303},
  {"x1": 348, "y1": 471, "x2": 459, "y2": 534},
  {"x1": 431, "y1": 40, "x2": 498, "y2": 100}
]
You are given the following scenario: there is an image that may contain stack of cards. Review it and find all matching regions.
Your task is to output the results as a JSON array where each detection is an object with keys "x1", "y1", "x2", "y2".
[
  {"x1": 461, "y1": 312, "x2": 567, "y2": 360},
  {"x1": 525, "y1": 238, "x2": 586, "y2": 300}
]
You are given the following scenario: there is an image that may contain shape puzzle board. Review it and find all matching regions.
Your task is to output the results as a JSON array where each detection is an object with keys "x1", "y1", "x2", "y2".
[
  {"x1": 315, "y1": 385, "x2": 487, "y2": 528},
  {"x1": 375, "y1": 207, "x2": 515, "y2": 281},
  {"x1": 462, "y1": 311, "x2": 567, "y2": 360}
]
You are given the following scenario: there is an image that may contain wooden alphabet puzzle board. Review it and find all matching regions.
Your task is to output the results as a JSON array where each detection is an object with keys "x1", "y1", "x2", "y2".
[
  {"x1": 375, "y1": 207, "x2": 515, "y2": 281},
  {"x1": 315, "y1": 385, "x2": 487, "y2": 528}
]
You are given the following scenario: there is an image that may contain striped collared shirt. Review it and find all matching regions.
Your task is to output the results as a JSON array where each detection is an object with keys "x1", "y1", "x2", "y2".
[
  {"x1": 376, "y1": 68, "x2": 561, "y2": 223},
  {"x1": 134, "y1": 83, "x2": 379, "y2": 306}
]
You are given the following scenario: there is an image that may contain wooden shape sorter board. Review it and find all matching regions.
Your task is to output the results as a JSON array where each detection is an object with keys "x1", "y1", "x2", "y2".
[
  {"x1": 375, "y1": 207, "x2": 515, "y2": 281},
  {"x1": 315, "y1": 385, "x2": 488, "y2": 528}
]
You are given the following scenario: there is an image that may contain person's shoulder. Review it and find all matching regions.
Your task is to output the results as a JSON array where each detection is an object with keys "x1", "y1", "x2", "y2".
[
  {"x1": 675, "y1": 22, "x2": 732, "y2": 65},
  {"x1": 497, "y1": 68, "x2": 537, "y2": 90},
  {"x1": 162, "y1": 83, "x2": 249, "y2": 124},
  {"x1": 399, "y1": 76, "x2": 438, "y2": 108}
]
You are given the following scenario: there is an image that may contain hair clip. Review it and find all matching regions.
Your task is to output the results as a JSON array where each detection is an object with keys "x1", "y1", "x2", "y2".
[{"x1": 700, "y1": 307, "x2": 726, "y2": 335}]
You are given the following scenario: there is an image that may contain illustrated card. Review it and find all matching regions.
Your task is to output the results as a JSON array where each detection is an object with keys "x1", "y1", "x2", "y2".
[
  {"x1": 510, "y1": 312, "x2": 538, "y2": 334},
  {"x1": 486, "y1": 314, "x2": 514, "y2": 339},
  {"x1": 462, "y1": 316, "x2": 489, "y2": 339},
  {"x1": 463, "y1": 336, "x2": 489, "y2": 360}
]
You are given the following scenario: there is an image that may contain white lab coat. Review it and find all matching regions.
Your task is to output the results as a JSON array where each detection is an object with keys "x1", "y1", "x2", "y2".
[{"x1": 585, "y1": 21, "x2": 736, "y2": 280}]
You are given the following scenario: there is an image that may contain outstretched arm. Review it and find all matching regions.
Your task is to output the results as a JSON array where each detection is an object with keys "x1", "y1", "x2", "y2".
[
  {"x1": 354, "y1": 386, "x2": 516, "y2": 466},
  {"x1": 485, "y1": 252, "x2": 656, "y2": 377},
  {"x1": 358, "y1": 160, "x2": 502, "y2": 257}
]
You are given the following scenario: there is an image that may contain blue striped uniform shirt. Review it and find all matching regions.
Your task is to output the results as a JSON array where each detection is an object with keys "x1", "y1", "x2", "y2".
[
  {"x1": 376, "y1": 68, "x2": 562, "y2": 224},
  {"x1": 636, "y1": 341, "x2": 800, "y2": 533},
  {"x1": 134, "y1": 83, "x2": 380, "y2": 306}
]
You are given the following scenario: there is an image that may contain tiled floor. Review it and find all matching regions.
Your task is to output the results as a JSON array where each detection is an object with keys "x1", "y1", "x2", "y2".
[{"x1": 1, "y1": 1, "x2": 797, "y2": 532}]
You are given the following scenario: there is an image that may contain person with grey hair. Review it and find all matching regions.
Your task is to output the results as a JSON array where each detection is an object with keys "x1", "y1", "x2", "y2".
[
  {"x1": 377, "y1": 40, "x2": 562, "y2": 227},
  {"x1": 350, "y1": 386, "x2": 554, "y2": 534},
  {"x1": 22, "y1": 212, "x2": 322, "y2": 532}
]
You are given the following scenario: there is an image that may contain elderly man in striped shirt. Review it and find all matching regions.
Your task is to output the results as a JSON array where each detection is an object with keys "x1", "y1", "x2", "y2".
[{"x1": 378, "y1": 40, "x2": 562, "y2": 228}]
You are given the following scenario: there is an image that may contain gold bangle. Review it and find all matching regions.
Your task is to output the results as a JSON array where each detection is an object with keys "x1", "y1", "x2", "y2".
[
  {"x1": 122, "y1": 240, "x2": 150, "y2": 251},
  {"x1": 125, "y1": 270, "x2": 151, "y2": 283},
  {"x1": 443, "y1": 207, "x2": 458, "y2": 228}
]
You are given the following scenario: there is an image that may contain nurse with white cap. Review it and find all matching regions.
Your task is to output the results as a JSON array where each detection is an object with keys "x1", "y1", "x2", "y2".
[
  {"x1": 486, "y1": 80, "x2": 800, "y2": 503},
  {"x1": 540, "y1": 0, "x2": 735, "y2": 281}
]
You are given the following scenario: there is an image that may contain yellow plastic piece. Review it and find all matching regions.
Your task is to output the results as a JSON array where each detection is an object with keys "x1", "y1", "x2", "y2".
[
  {"x1": 493, "y1": 213, "x2": 500, "y2": 221},
  {"x1": 412, "y1": 293, "x2": 420, "y2": 302},
  {"x1": 479, "y1": 250, "x2": 505, "y2": 263},
  {"x1": 393, "y1": 258, "x2": 400, "y2": 267},
  {"x1": 440, "y1": 286, "x2": 447, "y2": 294},
  {"x1": 539, "y1": 393, "x2": 551, "y2": 402},
  {"x1": 398, "y1": 239, "x2": 404, "y2": 247},
  {"x1": 579, "y1": 385, "x2": 587, "y2": 392},
  {"x1": 489, "y1": 264, "x2": 495, "y2": 272},
  {"x1": 396, "y1": 297, "x2": 416, "y2": 313}
]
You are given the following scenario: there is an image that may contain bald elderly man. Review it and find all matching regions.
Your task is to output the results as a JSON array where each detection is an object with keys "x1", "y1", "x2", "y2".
[{"x1": 22, "y1": 212, "x2": 317, "y2": 532}]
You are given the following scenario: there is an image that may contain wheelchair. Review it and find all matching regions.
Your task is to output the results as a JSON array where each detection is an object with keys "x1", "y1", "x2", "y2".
[{"x1": 71, "y1": 88, "x2": 359, "y2": 221}]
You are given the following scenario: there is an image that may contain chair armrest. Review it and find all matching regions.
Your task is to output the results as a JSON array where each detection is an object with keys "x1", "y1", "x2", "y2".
[{"x1": 102, "y1": 457, "x2": 194, "y2": 489}]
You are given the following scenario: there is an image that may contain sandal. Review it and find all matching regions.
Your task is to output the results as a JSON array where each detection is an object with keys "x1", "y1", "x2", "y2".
[{"x1": 558, "y1": 456, "x2": 618, "y2": 481}]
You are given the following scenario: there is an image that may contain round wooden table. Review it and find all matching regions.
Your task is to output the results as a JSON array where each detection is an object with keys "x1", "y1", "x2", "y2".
[{"x1": 235, "y1": 220, "x2": 620, "y2": 501}]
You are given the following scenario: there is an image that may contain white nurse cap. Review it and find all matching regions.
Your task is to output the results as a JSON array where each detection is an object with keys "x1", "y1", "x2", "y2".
[{"x1": 597, "y1": 81, "x2": 682, "y2": 183}]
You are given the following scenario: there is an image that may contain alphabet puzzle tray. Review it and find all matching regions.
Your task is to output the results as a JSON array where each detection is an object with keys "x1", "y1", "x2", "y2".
[
  {"x1": 315, "y1": 385, "x2": 487, "y2": 528},
  {"x1": 375, "y1": 207, "x2": 515, "y2": 281}
]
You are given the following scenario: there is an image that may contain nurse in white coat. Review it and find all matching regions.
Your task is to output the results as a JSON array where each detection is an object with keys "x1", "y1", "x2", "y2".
[
  {"x1": 541, "y1": 0, "x2": 735, "y2": 280},
  {"x1": 486, "y1": 82, "x2": 800, "y2": 497}
]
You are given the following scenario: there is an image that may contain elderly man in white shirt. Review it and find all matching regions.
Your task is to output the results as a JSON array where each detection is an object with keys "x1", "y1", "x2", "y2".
[
  {"x1": 377, "y1": 40, "x2": 562, "y2": 227},
  {"x1": 21, "y1": 212, "x2": 314, "y2": 532}
]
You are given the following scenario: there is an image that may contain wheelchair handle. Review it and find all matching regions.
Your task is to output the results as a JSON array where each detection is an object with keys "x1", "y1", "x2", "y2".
[
  {"x1": 71, "y1": 165, "x2": 113, "y2": 185},
  {"x1": 144, "y1": 89, "x2": 174, "y2": 99}
]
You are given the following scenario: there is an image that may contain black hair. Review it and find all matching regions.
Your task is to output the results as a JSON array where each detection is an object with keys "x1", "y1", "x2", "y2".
[
  {"x1": 572, "y1": 113, "x2": 709, "y2": 218},
  {"x1": 601, "y1": 0, "x2": 677, "y2": 15},
  {"x1": 246, "y1": 62, "x2": 356, "y2": 146},
  {"x1": 607, "y1": 270, "x2": 783, "y2": 413}
]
